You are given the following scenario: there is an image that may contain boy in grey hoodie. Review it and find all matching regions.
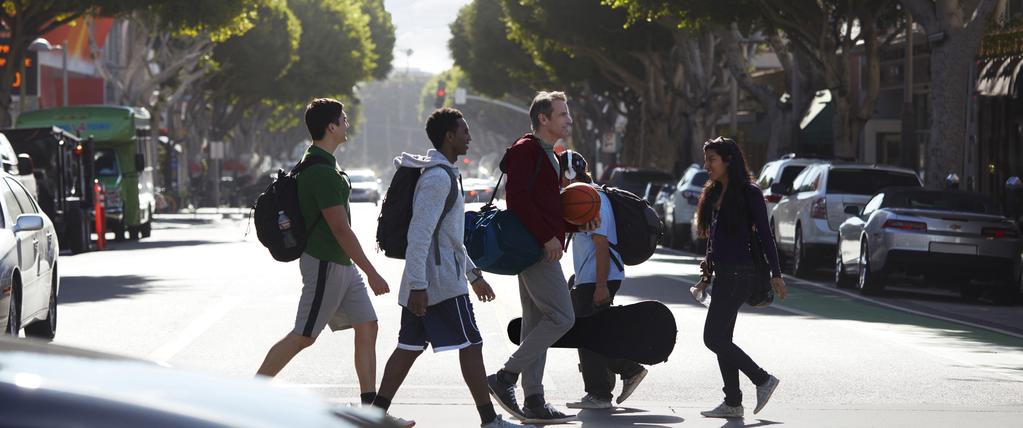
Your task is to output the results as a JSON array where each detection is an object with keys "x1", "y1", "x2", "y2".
[{"x1": 372, "y1": 108, "x2": 532, "y2": 428}]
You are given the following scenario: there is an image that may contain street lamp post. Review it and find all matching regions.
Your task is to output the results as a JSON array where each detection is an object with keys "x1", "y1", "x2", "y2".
[{"x1": 28, "y1": 37, "x2": 68, "y2": 107}]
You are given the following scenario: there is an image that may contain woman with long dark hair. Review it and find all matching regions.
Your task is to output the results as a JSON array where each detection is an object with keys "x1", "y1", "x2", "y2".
[{"x1": 692, "y1": 137, "x2": 787, "y2": 418}]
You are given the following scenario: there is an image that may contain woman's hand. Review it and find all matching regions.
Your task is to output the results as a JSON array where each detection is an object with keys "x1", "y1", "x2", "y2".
[{"x1": 771, "y1": 277, "x2": 787, "y2": 301}]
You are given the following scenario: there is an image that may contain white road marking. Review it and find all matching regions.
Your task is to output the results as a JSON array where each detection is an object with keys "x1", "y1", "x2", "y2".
[{"x1": 148, "y1": 297, "x2": 242, "y2": 363}]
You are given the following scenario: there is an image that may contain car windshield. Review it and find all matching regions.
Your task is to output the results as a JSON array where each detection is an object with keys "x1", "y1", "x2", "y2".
[
  {"x1": 691, "y1": 171, "x2": 709, "y2": 187},
  {"x1": 348, "y1": 174, "x2": 376, "y2": 183},
  {"x1": 826, "y1": 169, "x2": 920, "y2": 195},
  {"x1": 94, "y1": 148, "x2": 119, "y2": 177},
  {"x1": 884, "y1": 191, "x2": 998, "y2": 214}
]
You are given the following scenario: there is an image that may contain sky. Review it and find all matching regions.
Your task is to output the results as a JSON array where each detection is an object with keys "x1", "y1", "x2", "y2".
[{"x1": 383, "y1": 0, "x2": 473, "y2": 75}]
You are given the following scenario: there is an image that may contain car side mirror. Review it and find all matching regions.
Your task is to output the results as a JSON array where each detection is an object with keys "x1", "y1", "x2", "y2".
[
  {"x1": 17, "y1": 154, "x2": 34, "y2": 176},
  {"x1": 844, "y1": 205, "x2": 861, "y2": 216},
  {"x1": 134, "y1": 153, "x2": 145, "y2": 173},
  {"x1": 769, "y1": 182, "x2": 789, "y2": 196},
  {"x1": 12, "y1": 214, "x2": 44, "y2": 233}
]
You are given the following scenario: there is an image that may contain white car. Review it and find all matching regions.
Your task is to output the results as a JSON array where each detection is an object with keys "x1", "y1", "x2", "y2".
[
  {"x1": 770, "y1": 163, "x2": 922, "y2": 277},
  {"x1": 0, "y1": 172, "x2": 59, "y2": 339},
  {"x1": 347, "y1": 169, "x2": 382, "y2": 205},
  {"x1": 756, "y1": 155, "x2": 820, "y2": 215},
  {"x1": 664, "y1": 164, "x2": 708, "y2": 250}
]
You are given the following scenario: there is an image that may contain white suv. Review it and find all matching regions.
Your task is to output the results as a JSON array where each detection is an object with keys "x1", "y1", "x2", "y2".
[
  {"x1": 664, "y1": 164, "x2": 708, "y2": 249},
  {"x1": 756, "y1": 155, "x2": 820, "y2": 215},
  {"x1": 770, "y1": 163, "x2": 923, "y2": 277}
]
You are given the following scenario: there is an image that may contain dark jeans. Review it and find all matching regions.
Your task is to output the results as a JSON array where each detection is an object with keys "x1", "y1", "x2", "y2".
[
  {"x1": 704, "y1": 264, "x2": 770, "y2": 407},
  {"x1": 571, "y1": 280, "x2": 645, "y2": 400}
]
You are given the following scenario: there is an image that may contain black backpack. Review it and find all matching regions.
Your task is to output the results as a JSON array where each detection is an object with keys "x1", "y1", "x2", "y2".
[
  {"x1": 376, "y1": 165, "x2": 458, "y2": 260},
  {"x1": 253, "y1": 157, "x2": 332, "y2": 262},
  {"x1": 600, "y1": 185, "x2": 663, "y2": 265}
]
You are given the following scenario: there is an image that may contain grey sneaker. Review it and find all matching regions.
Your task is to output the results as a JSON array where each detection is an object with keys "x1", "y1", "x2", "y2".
[
  {"x1": 487, "y1": 373, "x2": 525, "y2": 420},
  {"x1": 482, "y1": 414, "x2": 536, "y2": 428},
  {"x1": 754, "y1": 375, "x2": 780, "y2": 414},
  {"x1": 521, "y1": 403, "x2": 576, "y2": 424},
  {"x1": 700, "y1": 402, "x2": 744, "y2": 418},
  {"x1": 616, "y1": 367, "x2": 648, "y2": 404},
  {"x1": 384, "y1": 413, "x2": 415, "y2": 427},
  {"x1": 566, "y1": 394, "x2": 612, "y2": 409}
]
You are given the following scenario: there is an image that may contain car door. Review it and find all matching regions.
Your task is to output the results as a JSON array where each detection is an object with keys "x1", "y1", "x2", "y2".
[
  {"x1": 775, "y1": 166, "x2": 813, "y2": 249},
  {"x1": 790, "y1": 166, "x2": 823, "y2": 238},
  {"x1": 841, "y1": 193, "x2": 882, "y2": 268},
  {"x1": 2, "y1": 178, "x2": 37, "y2": 313},
  {"x1": 8, "y1": 178, "x2": 50, "y2": 279}
]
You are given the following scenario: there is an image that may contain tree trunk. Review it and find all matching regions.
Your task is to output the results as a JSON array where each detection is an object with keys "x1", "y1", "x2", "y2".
[{"x1": 925, "y1": 34, "x2": 975, "y2": 187}]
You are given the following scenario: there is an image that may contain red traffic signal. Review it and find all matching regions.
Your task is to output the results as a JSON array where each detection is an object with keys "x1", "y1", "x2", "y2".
[{"x1": 436, "y1": 88, "x2": 446, "y2": 98}]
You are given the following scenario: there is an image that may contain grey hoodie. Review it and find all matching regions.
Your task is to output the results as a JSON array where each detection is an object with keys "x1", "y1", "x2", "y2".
[{"x1": 395, "y1": 150, "x2": 478, "y2": 306}]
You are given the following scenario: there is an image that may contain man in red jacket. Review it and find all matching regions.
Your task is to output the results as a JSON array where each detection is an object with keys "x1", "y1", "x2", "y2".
[{"x1": 487, "y1": 91, "x2": 583, "y2": 424}]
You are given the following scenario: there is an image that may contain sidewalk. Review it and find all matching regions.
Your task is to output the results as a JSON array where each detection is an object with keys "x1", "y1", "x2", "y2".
[{"x1": 382, "y1": 401, "x2": 1023, "y2": 427}]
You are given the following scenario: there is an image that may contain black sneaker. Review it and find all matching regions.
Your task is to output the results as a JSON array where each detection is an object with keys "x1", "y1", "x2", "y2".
[
  {"x1": 487, "y1": 374, "x2": 524, "y2": 420},
  {"x1": 522, "y1": 403, "x2": 576, "y2": 424}
]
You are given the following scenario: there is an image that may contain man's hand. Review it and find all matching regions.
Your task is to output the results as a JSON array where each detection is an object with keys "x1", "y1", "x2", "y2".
[
  {"x1": 471, "y1": 279, "x2": 495, "y2": 302},
  {"x1": 699, "y1": 260, "x2": 711, "y2": 282},
  {"x1": 771, "y1": 277, "x2": 787, "y2": 301},
  {"x1": 579, "y1": 216, "x2": 601, "y2": 232},
  {"x1": 593, "y1": 283, "x2": 610, "y2": 306},
  {"x1": 367, "y1": 271, "x2": 390, "y2": 296},
  {"x1": 408, "y1": 290, "x2": 428, "y2": 316},
  {"x1": 543, "y1": 237, "x2": 563, "y2": 263}
]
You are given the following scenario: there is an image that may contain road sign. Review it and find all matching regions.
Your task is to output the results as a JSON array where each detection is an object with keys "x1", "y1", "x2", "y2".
[{"x1": 455, "y1": 88, "x2": 467, "y2": 105}]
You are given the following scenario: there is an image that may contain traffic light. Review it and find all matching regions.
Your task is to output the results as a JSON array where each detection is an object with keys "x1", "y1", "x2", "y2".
[{"x1": 434, "y1": 82, "x2": 446, "y2": 108}]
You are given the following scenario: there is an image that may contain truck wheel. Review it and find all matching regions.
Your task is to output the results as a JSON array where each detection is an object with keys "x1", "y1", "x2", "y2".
[
  {"x1": 112, "y1": 222, "x2": 126, "y2": 241},
  {"x1": 67, "y1": 201, "x2": 88, "y2": 254}
]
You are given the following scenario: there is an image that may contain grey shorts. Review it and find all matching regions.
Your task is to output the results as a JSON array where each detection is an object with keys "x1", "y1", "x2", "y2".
[{"x1": 294, "y1": 253, "x2": 377, "y2": 338}]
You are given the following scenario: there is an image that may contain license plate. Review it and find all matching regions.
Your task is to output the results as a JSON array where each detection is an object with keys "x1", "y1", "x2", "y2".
[{"x1": 929, "y1": 242, "x2": 978, "y2": 255}]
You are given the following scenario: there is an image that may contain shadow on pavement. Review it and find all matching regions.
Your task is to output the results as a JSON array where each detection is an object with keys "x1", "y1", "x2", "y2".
[
  {"x1": 577, "y1": 407, "x2": 684, "y2": 427},
  {"x1": 59, "y1": 275, "x2": 155, "y2": 304},
  {"x1": 102, "y1": 240, "x2": 233, "y2": 252},
  {"x1": 718, "y1": 418, "x2": 783, "y2": 427}
]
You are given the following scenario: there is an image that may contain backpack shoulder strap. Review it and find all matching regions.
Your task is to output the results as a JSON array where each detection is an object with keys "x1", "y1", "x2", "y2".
[
  {"x1": 428, "y1": 165, "x2": 459, "y2": 265},
  {"x1": 291, "y1": 155, "x2": 332, "y2": 175}
]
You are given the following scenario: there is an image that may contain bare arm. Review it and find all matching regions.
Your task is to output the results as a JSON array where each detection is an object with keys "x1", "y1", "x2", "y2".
[{"x1": 321, "y1": 204, "x2": 388, "y2": 294}]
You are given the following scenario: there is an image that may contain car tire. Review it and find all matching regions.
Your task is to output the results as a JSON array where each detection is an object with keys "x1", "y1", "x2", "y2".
[
  {"x1": 662, "y1": 219, "x2": 675, "y2": 248},
  {"x1": 835, "y1": 243, "x2": 855, "y2": 289},
  {"x1": 129, "y1": 227, "x2": 140, "y2": 241},
  {"x1": 857, "y1": 240, "x2": 885, "y2": 295},
  {"x1": 993, "y1": 274, "x2": 1021, "y2": 305},
  {"x1": 141, "y1": 216, "x2": 152, "y2": 239},
  {"x1": 5, "y1": 279, "x2": 20, "y2": 336},
  {"x1": 25, "y1": 267, "x2": 57, "y2": 340},
  {"x1": 793, "y1": 226, "x2": 811, "y2": 278}
]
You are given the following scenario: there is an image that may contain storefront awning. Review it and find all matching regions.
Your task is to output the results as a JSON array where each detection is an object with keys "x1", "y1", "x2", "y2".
[{"x1": 976, "y1": 58, "x2": 1023, "y2": 98}]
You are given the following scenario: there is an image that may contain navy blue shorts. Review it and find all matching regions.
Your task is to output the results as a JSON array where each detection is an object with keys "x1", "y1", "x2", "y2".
[{"x1": 398, "y1": 294, "x2": 482, "y2": 352}]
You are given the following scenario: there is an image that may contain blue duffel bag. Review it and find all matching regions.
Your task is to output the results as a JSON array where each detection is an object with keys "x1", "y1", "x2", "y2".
[
  {"x1": 464, "y1": 204, "x2": 542, "y2": 275},
  {"x1": 464, "y1": 150, "x2": 544, "y2": 275}
]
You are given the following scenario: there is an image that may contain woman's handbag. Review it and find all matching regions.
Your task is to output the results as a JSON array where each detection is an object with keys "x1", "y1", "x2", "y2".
[{"x1": 747, "y1": 226, "x2": 775, "y2": 307}]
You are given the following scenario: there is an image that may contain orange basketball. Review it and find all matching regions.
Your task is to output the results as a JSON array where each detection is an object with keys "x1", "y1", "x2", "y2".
[{"x1": 561, "y1": 183, "x2": 601, "y2": 225}]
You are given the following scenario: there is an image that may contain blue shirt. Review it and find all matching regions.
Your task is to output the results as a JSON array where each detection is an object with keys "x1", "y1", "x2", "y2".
[{"x1": 572, "y1": 190, "x2": 625, "y2": 284}]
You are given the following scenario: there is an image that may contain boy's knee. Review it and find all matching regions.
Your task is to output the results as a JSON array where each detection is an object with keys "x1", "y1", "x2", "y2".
[
  {"x1": 552, "y1": 311, "x2": 575, "y2": 333},
  {"x1": 353, "y1": 321, "x2": 379, "y2": 340},
  {"x1": 289, "y1": 333, "x2": 316, "y2": 349}
]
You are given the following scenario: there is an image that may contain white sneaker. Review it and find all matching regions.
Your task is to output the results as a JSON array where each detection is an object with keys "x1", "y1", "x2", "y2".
[
  {"x1": 754, "y1": 375, "x2": 780, "y2": 414},
  {"x1": 482, "y1": 414, "x2": 536, "y2": 427},
  {"x1": 700, "y1": 402, "x2": 743, "y2": 419},
  {"x1": 384, "y1": 413, "x2": 415, "y2": 427},
  {"x1": 617, "y1": 368, "x2": 648, "y2": 404},
  {"x1": 566, "y1": 394, "x2": 613, "y2": 409}
]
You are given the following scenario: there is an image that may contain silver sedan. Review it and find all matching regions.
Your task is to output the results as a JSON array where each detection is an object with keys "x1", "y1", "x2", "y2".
[{"x1": 835, "y1": 187, "x2": 1021, "y2": 303}]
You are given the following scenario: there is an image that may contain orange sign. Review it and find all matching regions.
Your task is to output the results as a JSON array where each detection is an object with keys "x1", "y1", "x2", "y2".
[{"x1": 0, "y1": 40, "x2": 37, "y2": 95}]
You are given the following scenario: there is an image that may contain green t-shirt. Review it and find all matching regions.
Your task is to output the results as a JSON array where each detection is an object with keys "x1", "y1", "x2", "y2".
[{"x1": 297, "y1": 145, "x2": 352, "y2": 265}]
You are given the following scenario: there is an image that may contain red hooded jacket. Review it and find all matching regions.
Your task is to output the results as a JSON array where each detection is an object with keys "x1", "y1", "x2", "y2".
[{"x1": 503, "y1": 134, "x2": 576, "y2": 248}]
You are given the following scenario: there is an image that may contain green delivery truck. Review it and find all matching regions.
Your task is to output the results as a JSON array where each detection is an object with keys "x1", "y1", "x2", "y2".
[{"x1": 16, "y1": 106, "x2": 157, "y2": 241}]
